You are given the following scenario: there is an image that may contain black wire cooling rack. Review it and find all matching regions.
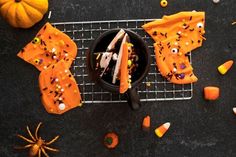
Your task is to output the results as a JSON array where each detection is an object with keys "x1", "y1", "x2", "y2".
[{"x1": 52, "y1": 19, "x2": 193, "y2": 104}]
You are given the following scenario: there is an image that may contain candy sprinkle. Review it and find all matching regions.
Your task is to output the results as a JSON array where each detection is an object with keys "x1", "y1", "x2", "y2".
[
  {"x1": 155, "y1": 122, "x2": 170, "y2": 138},
  {"x1": 212, "y1": 0, "x2": 220, "y2": 4},
  {"x1": 59, "y1": 103, "x2": 66, "y2": 110},
  {"x1": 146, "y1": 82, "x2": 151, "y2": 87},
  {"x1": 160, "y1": 0, "x2": 168, "y2": 8},
  {"x1": 233, "y1": 108, "x2": 236, "y2": 115}
]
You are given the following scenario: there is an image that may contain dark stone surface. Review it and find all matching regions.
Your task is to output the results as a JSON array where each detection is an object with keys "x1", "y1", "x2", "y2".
[{"x1": 1, "y1": 0, "x2": 236, "y2": 156}]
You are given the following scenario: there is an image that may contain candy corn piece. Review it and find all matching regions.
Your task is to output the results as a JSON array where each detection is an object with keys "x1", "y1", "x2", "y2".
[
  {"x1": 218, "y1": 60, "x2": 233, "y2": 75},
  {"x1": 233, "y1": 108, "x2": 236, "y2": 115},
  {"x1": 155, "y1": 122, "x2": 170, "y2": 138},
  {"x1": 204, "y1": 86, "x2": 220, "y2": 100},
  {"x1": 142, "y1": 115, "x2": 151, "y2": 131}
]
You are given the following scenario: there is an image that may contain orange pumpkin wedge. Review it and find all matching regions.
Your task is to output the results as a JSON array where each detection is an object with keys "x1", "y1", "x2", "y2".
[
  {"x1": 119, "y1": 42, "x2": 130, "y2": 93},
  {"x1": 17, "y1": 22, "x2": 77, "y2": 71},
  {"x1": 39, "y1": 60, "x2": 82, "y2": 114},
  {"x1": 154, "y1": 37, "x2": 198, "y2": 84},
  {"x1": 142, "y1": 11, "x2": 205, "y2": 53}
]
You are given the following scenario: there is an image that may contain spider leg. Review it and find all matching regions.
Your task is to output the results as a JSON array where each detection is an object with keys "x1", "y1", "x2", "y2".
[
  {"x1": 45, "y1": 135, "x2": 59, "y2": 145},
  {"x1": 44, "y1": 146, "x2": 59, "y2": 152},
  {"x1": 38, "y1": 149, "x2": 41, "y2": 157},
  {"x1": 35, "y1": 122, "x2": 42, "y2": 140},
  {"x1": 41, "y1": 147, "x2": 49, "y2": 157},
  {"x1": 14, "y1": 144, "x2": 33, "y2": 149},
  {"x1": 27, "y1": 126, "x2": 36, "y2": 141},
  {"x1": 17, "y1": 134, "x2": 35, "y2": 143}
]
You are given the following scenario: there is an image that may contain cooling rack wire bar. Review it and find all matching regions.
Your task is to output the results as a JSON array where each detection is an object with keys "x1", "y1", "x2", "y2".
[{"x1": 52, "y1": 19, "x2": 193, "y2": 104}]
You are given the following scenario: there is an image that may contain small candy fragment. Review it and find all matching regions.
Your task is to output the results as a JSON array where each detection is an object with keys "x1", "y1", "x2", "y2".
[
  {"x1": 217, "y1": 60, "x2": 233, "y2": 75},
  {"x1": 104, "y1": 133, "x2": 119, "y2": 149},
  {"x1": 233, "y1": 108, "x2": 236, "y2": 115},
  {"x1": 128, "y1": 60, "x2": 132, "y2": 67},
  {"x1": 160, "y1": 0, "x2": 168, "y2": 7},
  {"x1": 212, "y1": 0, "x2": 220, "y2": 4},
  {"x1": 204, "y1": 86, "x2": 220, "y2": 100},
  {"x1": 155, "y1": 122, "x2": 170, "y2": 138},
  {"x1": 142, "y1": 115, "x2": 151, "y2": 131},
  {"x1": 146, "y1": 82, "x2": 151, "y2": 87}
]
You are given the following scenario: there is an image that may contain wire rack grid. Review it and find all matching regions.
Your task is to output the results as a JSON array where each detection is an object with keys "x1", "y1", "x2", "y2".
[{"x1": 52, "y1": 19, "x2": 193, "y2": 104}]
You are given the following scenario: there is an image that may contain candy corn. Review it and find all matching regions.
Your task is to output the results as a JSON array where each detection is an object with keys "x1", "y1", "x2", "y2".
[
  {"x1": 142, "y1": 115, "x2": 151, "y2": 131},
  {"x1": 155, "y1": 122, "x2": 170, "y2": 138},
  {"x1": 233, "y1": 108, "x2": 236, "y2": 115},
  {"x1": 204, "y1": 86, "x2": 220, "y2": 100},
  {"x1": 217, "y1": 60, "x2": 233, "y2": 75}
]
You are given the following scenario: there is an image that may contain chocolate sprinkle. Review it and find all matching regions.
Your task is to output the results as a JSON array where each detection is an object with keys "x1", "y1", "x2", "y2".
[
  {"x1": 58, "y1": 93, "x2": 63, "y2": 98},
  {"x1": 66, "y1": 44, "x2": 70, "y2": 47},
  {"x1": 54, "y1": 91, "x2": 59, "y2": 97},
  {"x1": 185, "y1": 25, "x2": 190, "y2": 30},
  {"x1": 42, "y1": 87, "x2": 48, "y2": 91},
  {"x1": 51, "y1": 78, "x2": 55, "y2": 84},
  {"x1": 43, "y1": 25, "x2": 47, "y2": 30},
  {"x1": 189, "y1": 16, "x2": 192, "y2": 21},
  {"x1": 63, "y1": 50, "x2": 68, "y2": 54},
  {"x1": 68, "y1": 83, "x2": 72, "y2": 87},
  {"x1": 189, "y1": 28, "x2": 194, "y2": 31},
  {"x1": 21, "y1": 49, "x2": 25, "y2": 53},
  {"x1": 152, "y1": 31, "x2": 157, "y2": 36},
  {"x1": 164, "y1": 33, "x2": 168, "y2": 38}
]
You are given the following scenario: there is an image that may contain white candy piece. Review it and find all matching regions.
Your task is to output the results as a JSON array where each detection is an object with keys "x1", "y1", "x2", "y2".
[
  {"x1": 233, "y1": 107, "x2": 236, "y2": 115},
  {"x1": 106, "y1": 29, "x2": 125, "y2": 51},
  {"x1": 59, "y1": 103, "x2": 66, "y2": 110},
  {"x1": 55, "y1": 78, "x2": 59, "y2": 82},
  {"x1": 52, "y1": 48, "x2": 56, "y2": 53},
  {"x1": 213, "y1": 0, "x2": 220, "y2": 3},
  {"x1": 173, "y1": 68, "x2": 177, "y2": 72},
  {"x1": 65, "y1": 70, "x2": 68, "y2": 73},
  {"x1": 112, "y1": 53, "x2": 118, "y2": 61},
  {"x1": 112, "y1": 33, "x2": 129, "y2": 84}
]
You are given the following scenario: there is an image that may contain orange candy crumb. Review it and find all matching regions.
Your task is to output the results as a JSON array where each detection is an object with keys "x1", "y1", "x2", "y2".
[
  {"x1": 204, "y1": 86, "x2": 220, "y2": 100},
  {"x1": 142, "y1": 115, "x2": 151, "y2": 131}
]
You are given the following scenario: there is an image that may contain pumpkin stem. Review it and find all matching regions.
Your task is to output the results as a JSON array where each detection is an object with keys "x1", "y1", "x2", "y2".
[
  {"x1": 104, "y1": 137, "x2": 113, "y2": 145},
  {"x1": 15, "y1": 0, "x2": 21, "y2": 2}
]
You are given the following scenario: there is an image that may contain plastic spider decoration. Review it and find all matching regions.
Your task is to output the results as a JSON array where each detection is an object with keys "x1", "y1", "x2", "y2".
[{"x1": 15, "y1": 122, "x2": 59, "y2": 157}]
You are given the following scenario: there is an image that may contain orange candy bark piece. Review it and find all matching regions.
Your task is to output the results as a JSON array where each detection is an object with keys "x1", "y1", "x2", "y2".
[
  {"x1": 143, "y1": 11, "x2": 205, "y2": 84},
  {"x1": 120, "y1": 43, "x2": 130, "y2": 93},
  {"x1": 39, "y1": 60, "x2": 82, "y2": 114},
  {"x1": 204, "y1": 86, "x2": 220, "y2": 100},
  {"x1": 142, "y1": 11, "x2": 205, "y2": 52},
  {"x1": 154, "y1": 38, "x2": 198, "y2": 84},
  {"x1": 17, "y1": 22, "x2": 77, "y2": 71}
]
